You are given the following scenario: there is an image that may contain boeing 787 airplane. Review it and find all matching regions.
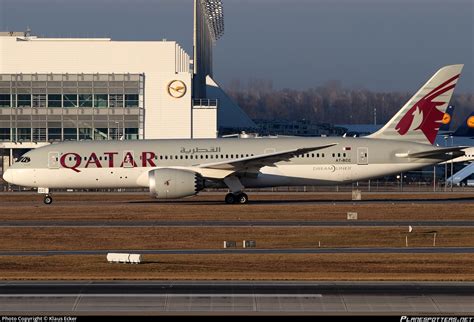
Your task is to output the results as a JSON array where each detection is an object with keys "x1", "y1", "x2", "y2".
[{"x1": 3, "y1": 65, "x2": 466, "y2": 204}]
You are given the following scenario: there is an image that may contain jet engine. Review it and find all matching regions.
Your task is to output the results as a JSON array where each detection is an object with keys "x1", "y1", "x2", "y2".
[{"x1": 148, "y1": 169, "x2": 205, "y2": 199}]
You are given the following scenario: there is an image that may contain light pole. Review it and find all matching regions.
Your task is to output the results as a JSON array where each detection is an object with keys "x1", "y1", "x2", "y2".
[
  {"x1": 450, "y1": 134, "x2": 454, "y2": 192},
  {"x1": 115, "y1": 122, "x2": 120, "y2": 140},
  {"x1": 444, "y1": 135, "x2": 448, "y2": 192}
]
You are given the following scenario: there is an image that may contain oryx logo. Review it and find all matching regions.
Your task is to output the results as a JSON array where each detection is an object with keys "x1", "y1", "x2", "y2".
[{"x1": 395, "y1": 74, "x2": 460, "y2": 144}]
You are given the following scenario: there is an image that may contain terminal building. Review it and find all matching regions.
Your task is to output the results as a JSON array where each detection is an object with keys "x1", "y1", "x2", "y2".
[{"x1": 0, "y1": 0, "x2": 255, "y2": 180}]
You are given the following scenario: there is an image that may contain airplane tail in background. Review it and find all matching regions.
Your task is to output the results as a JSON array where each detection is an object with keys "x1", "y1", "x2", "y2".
[
  {"x1": 453, "y1": 112, "x2": 474, "y2": 137},
  {"x1": 439, "y1": 105, "x2": 455, "y2": 132},
  {"x1": 368, "y1": 64, "x2": 463, "y2": 144}
]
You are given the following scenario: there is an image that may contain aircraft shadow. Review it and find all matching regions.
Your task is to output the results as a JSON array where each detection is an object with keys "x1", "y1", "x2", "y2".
[{"x1": 127, "y1": 196, "x2": 474, "y2": 205}]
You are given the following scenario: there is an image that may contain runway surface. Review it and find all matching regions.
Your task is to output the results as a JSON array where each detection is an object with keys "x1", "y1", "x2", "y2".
[
  {"x1": 1, "y1": 247, "x2": 473, "y2": 256},
  {"x1": 1, "y1": 281, "x2": 472, "y2": 314},
  {"x1": 1, "y1": 220, "x2": 472, "y2": 227}
]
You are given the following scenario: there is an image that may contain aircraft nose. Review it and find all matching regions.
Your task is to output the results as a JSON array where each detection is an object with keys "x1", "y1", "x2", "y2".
[{"x1": 3, "y1": 169, "x2": 13, "y2": 183}]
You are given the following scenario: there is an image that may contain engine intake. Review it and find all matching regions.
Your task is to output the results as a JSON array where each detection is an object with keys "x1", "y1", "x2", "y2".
[{"x1": 149, "y1": 169, "x2": 204, "y2": 199}]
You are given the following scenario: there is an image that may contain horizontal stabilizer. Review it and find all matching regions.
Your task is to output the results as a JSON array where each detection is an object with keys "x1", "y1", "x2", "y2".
[{"x1": 395, "y1": 146, "x2": 467, "y2": 159}]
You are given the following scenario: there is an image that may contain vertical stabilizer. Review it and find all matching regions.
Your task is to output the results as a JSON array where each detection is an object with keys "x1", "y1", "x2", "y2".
[{"x1": 368, "y1": 65, "x2": 463, "y2": 144}]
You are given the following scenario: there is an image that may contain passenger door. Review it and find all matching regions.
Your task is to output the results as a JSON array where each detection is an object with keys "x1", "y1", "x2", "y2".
[
  {"x1": 48, "y1": 152, "x2": 60, "y2": 169},
  {"x1": 357, "y1": 147, "x2": 368, "y2": 165}
]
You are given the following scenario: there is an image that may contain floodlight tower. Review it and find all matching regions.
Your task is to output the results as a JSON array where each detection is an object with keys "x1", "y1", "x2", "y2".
[{"x1": 193, "y1": 0, "x2": 224, "y2": 99}]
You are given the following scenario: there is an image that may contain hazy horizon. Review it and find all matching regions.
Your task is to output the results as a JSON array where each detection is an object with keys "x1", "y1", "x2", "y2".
[{"x1": 1, "y1": 0, "x2": 472, "y2": 93}]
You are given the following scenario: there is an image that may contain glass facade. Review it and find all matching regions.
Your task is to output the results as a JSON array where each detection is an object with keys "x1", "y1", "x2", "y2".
[{"x1": 0, "y1": 73, "x2": 144, "y2": 142}]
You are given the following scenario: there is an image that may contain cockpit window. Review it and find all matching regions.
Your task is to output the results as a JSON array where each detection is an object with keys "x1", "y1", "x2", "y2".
[{"x1": 18, "y1": 157, "x2": 31, "y2": 163}]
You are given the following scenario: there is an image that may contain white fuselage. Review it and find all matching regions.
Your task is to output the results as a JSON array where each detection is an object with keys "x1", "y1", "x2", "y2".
[{"x1": 4, "y1": 137, "x2": 445, "y2": 190}]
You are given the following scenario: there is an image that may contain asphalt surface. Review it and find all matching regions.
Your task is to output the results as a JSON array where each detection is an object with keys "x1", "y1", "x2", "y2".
[
  {"x1": 0, "y1": 247, "x2": 473, "y2": 256},
  {"x1": 1, "y1": 281, "x2": 472, "y2": 314},
  {"x1": 1, "y1": 220, "x2": 473, "y2": 227}
]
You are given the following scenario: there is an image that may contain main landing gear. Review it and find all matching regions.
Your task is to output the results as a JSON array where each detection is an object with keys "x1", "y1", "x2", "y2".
[
  {"x1": 225, "y1": 192, "x2": 248, "y2": 204},
  {"x1": 43, "y1": 195, "x2": 53, "y2": 205}
]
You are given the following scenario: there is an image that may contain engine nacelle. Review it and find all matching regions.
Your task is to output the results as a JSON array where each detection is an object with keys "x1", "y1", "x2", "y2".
[{"x1": 148, "y1": 169, "x2": 204, "y2": 199}]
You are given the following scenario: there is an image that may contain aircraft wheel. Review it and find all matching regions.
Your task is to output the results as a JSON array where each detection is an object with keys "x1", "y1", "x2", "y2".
[
  {"x1": 225, "y1": 193, "x2": 236, "y2": 204},
  {"x1": 44, "y1": 195, "x2": 53, "y2": 205},
  {"x1": 237, "y1": 193, "x2": 248, "y2": 204}
]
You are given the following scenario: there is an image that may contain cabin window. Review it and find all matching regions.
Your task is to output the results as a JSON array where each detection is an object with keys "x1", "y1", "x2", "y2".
[{"x1": 19, "y1": 157, "x2": 31, "y2": 163}]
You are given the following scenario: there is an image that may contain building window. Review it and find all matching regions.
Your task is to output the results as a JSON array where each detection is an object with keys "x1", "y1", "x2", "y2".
[
  {"x1": 0, "y1": 94, "x2": 10, "y2": 107},
  {"x1": 109, "y1": 94, "x2": 124, "y2": 108},
  {"x1": 17, "y1": 128, "x2": 31, "y2": 141},
  {"x1": 48, "y1": 94, "x2": 62, "y2": 108},
  {"x1": 94, "y1": 94, "x2": 108, "y2": 108},
  {"x1": 94, "y1": 128, "x2": 108, "y2": 140},
  {"x1": 0, "y1": 128, "x2": 10, "y2": 141},
  {"x1": 48, "y1": 128, "x2": 62, "y2": 141},
  {"x1": 79, "y1": 94, "x2": 93, "y2": 107},
  {"x1": 125, "y1": 128, "x2": 138, "y2": 140},
  {"x1": 32, "y1": 128, "x2": 46, "y2": 141},
  {"x1": 17, "y1": 94, "x2": 31, "y2": 107},
  {"x1": 63, "y1": 94, "x2": 78, "y2": 108},
  {"x1": 79, "y1": 128, "x2": 93, "y2": 140},
  {"x1": 125, "y1": 94, "x2": 139, "y2": 108},
  {"x1": 64, "y1": 128, "x2": 77, "y2": 140},
  {"x1": 32, "y1": 94, "x2": 46, "y2": 108}
]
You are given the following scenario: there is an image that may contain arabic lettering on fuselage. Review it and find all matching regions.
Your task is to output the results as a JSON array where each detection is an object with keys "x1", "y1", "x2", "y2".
[{"x1": 180, "y1": 147, "x2": 221, "y2": 154}]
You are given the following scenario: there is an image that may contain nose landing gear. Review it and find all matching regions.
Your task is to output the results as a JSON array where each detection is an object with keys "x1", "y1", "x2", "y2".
[{"x1": 43, "y1": 195, "x2": 53, "y2": 205}]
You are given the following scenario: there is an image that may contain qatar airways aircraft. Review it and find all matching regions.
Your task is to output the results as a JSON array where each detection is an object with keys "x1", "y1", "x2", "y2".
[{"x1": 3, "y1": 65, "x2": 466, "y2": 204}]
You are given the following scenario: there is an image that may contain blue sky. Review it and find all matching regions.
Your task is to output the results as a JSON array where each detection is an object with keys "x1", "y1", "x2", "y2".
[{"x1": 1, "y1": 0, "x2": 472, "y2": 93}]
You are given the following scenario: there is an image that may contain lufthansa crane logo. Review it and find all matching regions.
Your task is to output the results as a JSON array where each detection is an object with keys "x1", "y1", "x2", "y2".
[
  {"x1": 167, "y1": 80, "x2": 187, "y2": 98},
  {"x1": 441, "y1": 113, "x2": 451, "y2": 125}
]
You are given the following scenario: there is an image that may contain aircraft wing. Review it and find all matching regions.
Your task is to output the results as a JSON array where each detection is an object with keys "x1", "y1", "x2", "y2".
[
  {"x1": 395, "y1": 146, "x2": 467, "y2": 159},
  {"x1": 196, "y1": 143, "x2": 337, "y2": 174}
]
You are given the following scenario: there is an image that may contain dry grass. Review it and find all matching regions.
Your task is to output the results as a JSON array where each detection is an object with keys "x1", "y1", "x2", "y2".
[
  {"x1": 0, "y1": 227, "x2": 472, "y2": 251},
  {"x1": 0, "y1": 254, "x2": 472, "y2": 281},
  {"x1": 0, "y1": 192, "x2": 472, "y2": 281},
  {"x1": 0, "y1": 192, "x2": 473, "y2": 222}
]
